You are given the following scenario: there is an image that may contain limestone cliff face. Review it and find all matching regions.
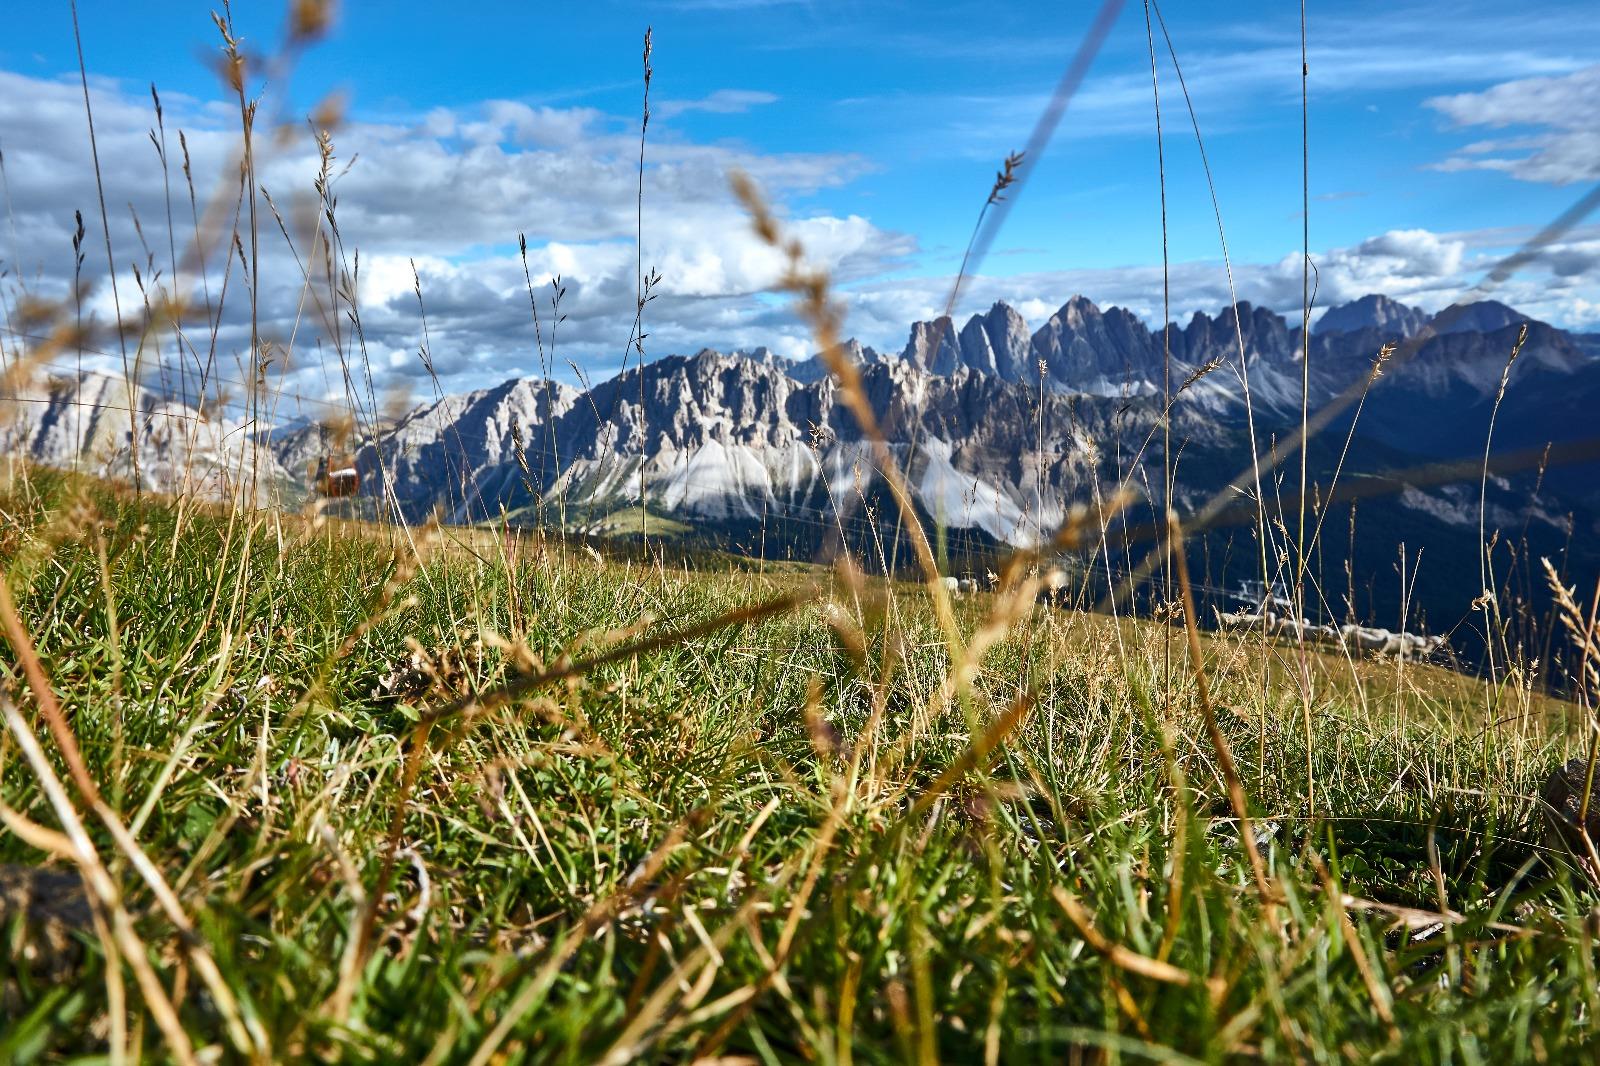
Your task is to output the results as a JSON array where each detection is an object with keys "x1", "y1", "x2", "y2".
[
  {"x1": 342, "y1": 348, "x2": 1182, "y2": 543},
  {"x1": 1314, "y1": 294, "x2": 1431, "y2": 338},
  {"x1": 298, "y1": 292, "x2": 1598, "y2": 538},
  {"x1": 1, "y1": 370, "x2": 289, "y2": 505},
  {"x1": 10, "y1": 294, "x2": 1596, "y2": 548}
]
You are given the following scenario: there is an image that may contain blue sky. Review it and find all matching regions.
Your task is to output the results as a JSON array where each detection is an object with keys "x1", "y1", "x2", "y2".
[{"x1": 1, "y1": 1, "x2": 1597, "y2": 413}]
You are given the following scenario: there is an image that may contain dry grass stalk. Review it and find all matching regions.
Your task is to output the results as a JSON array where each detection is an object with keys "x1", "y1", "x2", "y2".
[
  {"x1": 1167, "y1": 512, "x2": 1277, "y2": 916},
  {"x1": 1542, "y1": 558, "x2": 1600, "y2": 858},
  {"x1": 2, "y1": 561, "x2": 266, "y2": 1055},
  {"x1": 1, "y1": 696, "x2": 195, "y2": 1064},
  {"x1": 730, "y1": 171, "x2": 963, "y2": 655},
  {"x1": 1053, "y1": 885, "x2": 1222, "y2": 997}
]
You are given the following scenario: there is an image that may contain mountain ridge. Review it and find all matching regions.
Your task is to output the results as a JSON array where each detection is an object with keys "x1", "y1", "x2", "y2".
[
  {"x1": 6, "y1": 293, "x2": 1595, "y2": 545},
  {"x1": 8, "y1": 291, "x2": 1595, "y2": 648}
]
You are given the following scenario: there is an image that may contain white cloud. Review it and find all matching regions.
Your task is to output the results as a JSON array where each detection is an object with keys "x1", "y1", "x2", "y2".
[
  {"x1": 829, "y1": 225, "x2": 1600, "y2": 350},
  {"x1": 839, "y1": 21, "x2": 1597, "y2": 154},
  {"x1": 0, "y1": 67, "x2": 901, "y2": 413},
  {"x1": 462, "y1": 101, "x2": 605, "y2": 147},
  {"x1": 657, "y1": 89, "x2": 779, "y2": 120},
  {"x1": 3, "y1": 60, "x2": 1597, "y2": 426},
  {"x1": 1289, "y1": 229, "x2": 1466, "y2": 302},
  {"x1": 1427, "y1": 64, "x2": 1600, "y2": 184}
]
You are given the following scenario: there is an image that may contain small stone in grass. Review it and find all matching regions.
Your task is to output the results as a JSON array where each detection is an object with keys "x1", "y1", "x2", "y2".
[
  {"x1": 0, "y1": 863, "x2": 95, "y2": 982},
  {"x1": 1541, "y1": 758, "x2": 1600, "y2": 873}
]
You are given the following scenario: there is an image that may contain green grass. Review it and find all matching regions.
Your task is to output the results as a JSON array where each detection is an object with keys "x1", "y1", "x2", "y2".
[{"x1": 1, "y1": 467, "x2": 1596, "y2": 1063}]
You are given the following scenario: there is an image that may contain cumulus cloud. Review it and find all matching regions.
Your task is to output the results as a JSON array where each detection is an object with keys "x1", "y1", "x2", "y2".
[
  {"x1": 0, "y1": 67, "x2": 900, "y2": 418},
  {"x1": 1269, "y1": 229, "x2": 1465, "y2": 305},
  {"x1": 3, "y1": 63, "x2": 1597, "y2": 430},
  {"x1": 1426, "y1": 65, "x2": 1600, "y2": 184}
]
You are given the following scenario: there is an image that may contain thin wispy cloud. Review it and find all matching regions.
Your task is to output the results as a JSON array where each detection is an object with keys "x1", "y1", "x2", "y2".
[
  {"x1": 657, "y1": 89, "x2": 779, "y2": 120},
  {"x1": 844, "y1": 41, "x2": 1596, "y2": 153},
  {"x1": 1427, "y1": 64, "x2": 1600, "y2": 184}
]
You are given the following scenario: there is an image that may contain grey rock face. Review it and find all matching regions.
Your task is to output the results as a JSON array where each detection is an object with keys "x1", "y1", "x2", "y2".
[
  {"x1": 1175, "y1": 301, "x2": 1296, "y2": 372},
  {"x1": 902, "y1": 316, "x2": 963, "y2": 376},
  {"x1": 13, "y1": 294, "x2": 1595, "y2": 551},
  {"x1": 0, "y1": 371, "x2": 289, "y2": 504},
  {"x1": 781, "y1": 339, "x2": 890, "y2": 384},
  {"x1": 959, "y1": 301, "x2": 1035, "y2": 381},
  {"x1": 373, "y1": 375, "x2": 581, "y2": 521},
  {"x1": 328, "y1": 345, "x2": 1205, "y2": 544},
  {"x1": 1031, "y1": 295, "x2": 1165, "y2": 392},
  {"x1": 1434, "y1": 299, "x2": 1529, "y2": 335},
  {"x1": 1542, "y1": 758, "x2": 1600, "y2": 873},
  {"x1": 734, "y1": 296, "x2": 1592, "y2": 423},
  {"x1": 1315, "y1": 294, "x2": 1432, "y2": 338}
]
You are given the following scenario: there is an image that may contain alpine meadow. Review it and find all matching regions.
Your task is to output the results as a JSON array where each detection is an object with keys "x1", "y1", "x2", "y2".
[{"x1": 5, "y1": 1, "x2": 1600, "y2": 1062}]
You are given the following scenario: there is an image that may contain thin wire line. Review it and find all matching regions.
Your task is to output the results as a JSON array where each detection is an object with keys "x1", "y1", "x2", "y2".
[
  {"x1": 1142, "y1": 0, "x2": 1174, "y2": 714},
  {"x1": 72, "y1": 0, "x2": 139, "y2": 493}
]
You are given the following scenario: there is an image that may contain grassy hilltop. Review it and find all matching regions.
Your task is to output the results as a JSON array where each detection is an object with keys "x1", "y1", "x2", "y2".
[{"x1": 2, "y1": 467, "x2": 1596, "y2": 1062}]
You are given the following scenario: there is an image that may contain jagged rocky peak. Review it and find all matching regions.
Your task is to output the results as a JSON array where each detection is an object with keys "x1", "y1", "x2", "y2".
[
  {"x1": 373, "y1": 374, "x2": 584, "y2": 512},
  {"x1": 390, "y1": 374, "x2": 579, "y2": 441},
  {"x1": 1179, "y1": 301, "x2": 1296, "y2": 366},
  {"x1": 1316, "y1": 294, "x2": 1431, "y2": 337},
  {"x1": 726, "y1": 344, "x2": 801, "y2": 374},
  {"x1": 902, "y1": 315, "x2": 963, "y2": 375},
  {"x1": 1030, "y1": 295, "x2": 1163, "y2": 388},
  {"x1": 783, "y1": 337, "x2": 890, "y2": 383},
  {"x1": 0, "y1": 369, "x2": 288, "y2": 504},
  {"x1": 901, "y1": 302, "x2": 1036, "y2": 382},
  {"x1": 826, "y1": 338, "x2": 871, "y2": 364},
  {"x1": 1435, "y1": 299, "x2": 1530, "y2": 335},
  {"x1": 676, "y1": 292, "x2": 1582, "y2": 421},
  {"x1": 599, "y1": 347, "x2": 807, "y2": 452},
  {"x1": 645, "y1": 347, "x2": 786, "y2": 395},
  {"x1": 1061, "y1": 294, "x2": 1101, "y2": 322},
  {"x1": 1221, "y1": 300, "x2": 1291, "y2": 343},
  {"x1": 958, "y1": 301, "x2": 1034, "y2": 381}
]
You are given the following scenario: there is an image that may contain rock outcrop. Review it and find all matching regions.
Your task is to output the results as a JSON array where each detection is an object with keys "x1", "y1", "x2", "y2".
[{"x1": 0, "y1": 370, "x2": 289, "y2": 504}]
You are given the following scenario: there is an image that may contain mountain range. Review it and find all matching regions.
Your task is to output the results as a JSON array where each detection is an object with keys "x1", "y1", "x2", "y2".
[
  {"x1": 6, "y1": 292, "x2": 1597, "y2": 643},
  {"x1": 301, "y1": 291, "x2": 1600, "y2": 532},
  {"x1": 0, "y1": 370, "x2": 284, "y2": 505}
]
